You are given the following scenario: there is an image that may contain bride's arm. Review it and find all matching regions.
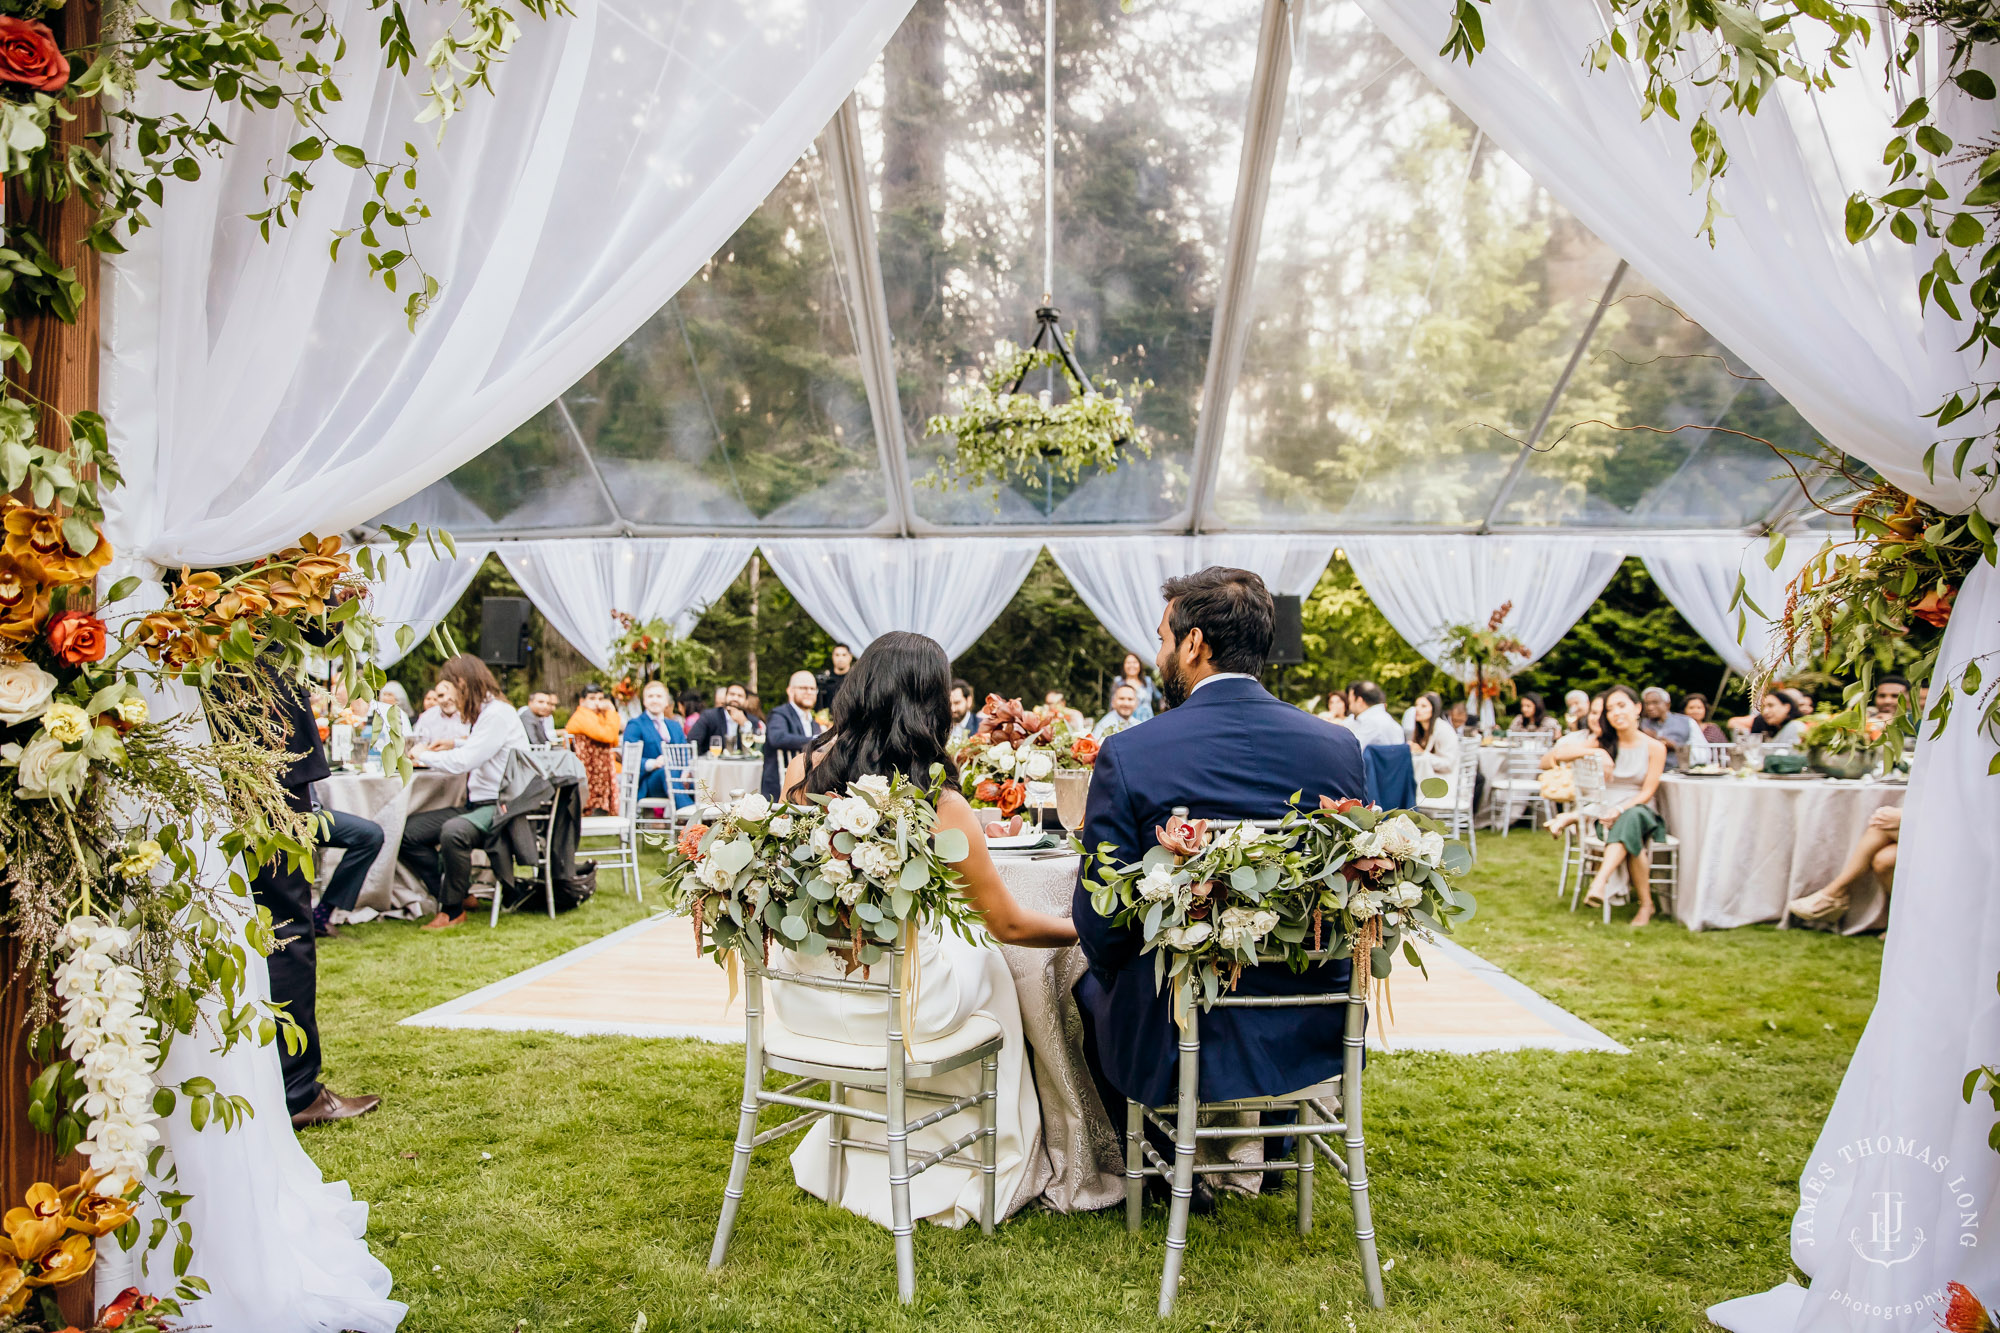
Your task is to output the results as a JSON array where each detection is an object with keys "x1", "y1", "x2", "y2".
[{"x1": 935, "y1": 792, "x2": 1078, "y2": 948}]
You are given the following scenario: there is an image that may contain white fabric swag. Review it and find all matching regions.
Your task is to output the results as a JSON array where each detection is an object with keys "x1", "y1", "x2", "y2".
[
  {"x1": 1355, "y1": 5, "x2": 2000, "y2": 1328},
  {"x1": 100, "y1": 0, "x2": 920, "y2": 570},
  {"x1": 366, "y1": 544, "x2": 492, "y2": 667},
  {"x1": 498, "y1": 539, "x2": 755, "y2": 671},
  {"x1": 1048, "y1": 535, "x2": 1337, "y2": 661},
  {"x1": 1339, "y1": 534, "x2": 1623, "y2": 670},
  {"x1": 1631, "y1": 535, "x2": 1811, "y2": 679},
  {"x1": 761, "y1": 538, "x2": 1042, "y2": 659}
]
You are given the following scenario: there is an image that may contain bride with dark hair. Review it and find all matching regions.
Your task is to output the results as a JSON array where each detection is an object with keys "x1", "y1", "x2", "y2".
[{"x1": 775, "y1": 631, "x2": 1073, "y2": 1229}]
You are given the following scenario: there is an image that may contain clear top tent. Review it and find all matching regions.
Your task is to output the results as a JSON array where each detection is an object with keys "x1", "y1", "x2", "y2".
[{"x1": 372, "y1": 0, "x2": 1840, "y2": 544}]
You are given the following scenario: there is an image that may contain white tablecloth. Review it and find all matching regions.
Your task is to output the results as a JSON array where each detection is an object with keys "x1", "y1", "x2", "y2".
[
  {"x1": 315, "y1": 771, "x2": 468, "y2": 918},
  {"x1": 691, "y1": 755, "x2": 765, "y2": 800},
  {"x1": 1655, "y1": 774, "x2": 1906, "y2": 932}
]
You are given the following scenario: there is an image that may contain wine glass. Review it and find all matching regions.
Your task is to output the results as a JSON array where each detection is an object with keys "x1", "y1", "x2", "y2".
[{"x1": 1052, "y1": 768, "x2": 1092, "y2": 840}]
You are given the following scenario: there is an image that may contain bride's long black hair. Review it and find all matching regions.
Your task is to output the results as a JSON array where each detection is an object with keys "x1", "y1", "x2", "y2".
[{"x1": 787, "y1": 631, "x2": 960, "y2": 801}]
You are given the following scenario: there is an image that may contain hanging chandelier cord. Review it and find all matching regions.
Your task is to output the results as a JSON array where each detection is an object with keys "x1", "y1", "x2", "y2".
[{"x1": 1043, "y1": 0, "x2": 1055, "y2": 306}]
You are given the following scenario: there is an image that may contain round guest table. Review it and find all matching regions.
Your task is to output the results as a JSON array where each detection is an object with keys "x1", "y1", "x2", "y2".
[
  {"x1": 1654, "y1": 773, "x2": 1906, "y2": 933},
  {"x1": 691, "y1": 754, "x2": 764, "y2": 800},
  {"x1": 315, "y1": 770, "x2": 468, "y2": 918}
]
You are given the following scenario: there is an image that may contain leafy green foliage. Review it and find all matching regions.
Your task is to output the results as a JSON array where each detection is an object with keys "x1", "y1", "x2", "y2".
[{"x1": 923, "y1": 338, "x2": 1148, "y2": 499}]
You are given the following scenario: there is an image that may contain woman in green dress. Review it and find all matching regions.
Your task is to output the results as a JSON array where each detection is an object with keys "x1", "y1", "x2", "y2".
[{"x1": 1579, "y1": 684, "x2": 1669, "y2": 927}]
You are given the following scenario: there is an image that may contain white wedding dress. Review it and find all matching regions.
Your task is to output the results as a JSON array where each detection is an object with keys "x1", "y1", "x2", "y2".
[{"x1": 771, "y1": 926, "x2": 1041, "y2": 1228}]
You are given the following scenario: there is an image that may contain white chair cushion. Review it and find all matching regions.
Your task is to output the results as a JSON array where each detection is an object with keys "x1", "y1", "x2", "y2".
[
  {"x1": 579, "y1": 815, "x2": 633, "y2": 837},
  {"x1": 761, "y1": 1009, "x2": 1003, "y2": 1070}
]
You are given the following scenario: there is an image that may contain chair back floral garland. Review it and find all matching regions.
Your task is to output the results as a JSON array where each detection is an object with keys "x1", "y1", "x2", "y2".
[{"x1": 1083, "y1": 799, "x2": 1475, "y2": 1016}]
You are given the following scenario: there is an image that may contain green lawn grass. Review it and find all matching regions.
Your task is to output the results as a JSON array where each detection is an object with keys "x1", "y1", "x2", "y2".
[{"x1": 303, "y1": 834, "x2": 1879, "y2": 1332}]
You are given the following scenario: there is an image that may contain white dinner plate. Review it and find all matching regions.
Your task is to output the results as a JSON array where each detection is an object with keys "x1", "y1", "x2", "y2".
[{"x1": 986, "y1": 830, "x2": 1055, "y2": 851}]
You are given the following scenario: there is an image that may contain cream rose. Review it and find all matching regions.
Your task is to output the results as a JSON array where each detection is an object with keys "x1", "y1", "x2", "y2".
[
  {"x1": 1162, "y1": 921, "x2": 1213, "y2": 950},
  {"x1": 731, "y1": 792, "x2": 771, "y2": 823},
  {"x1": 9, "y1": 731, "x2": 67, "y2": 800},
  {"x1": 1371, "y1": 814, "x2": 1424, "y2": 860},
  {"x1": 852, "y1": 774, "x2": 891, "y2": 803},
  {"x1": 1020, "y1": 750, "x2": 1054, "y2": 781},
  {"x1": 0, "y1": 659, "x2": 56, "y2": 726},
  {"x1": 827, "y1": 795, "x2": 880, "y2": 836}
]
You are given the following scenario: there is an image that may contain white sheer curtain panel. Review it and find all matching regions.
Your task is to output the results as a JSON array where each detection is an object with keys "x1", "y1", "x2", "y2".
[
  {"x1": 498, "y1": 539, "x2": 754, "y2": 670},
  {"x1": 1050, "y1": 536, "x2": 1336, "y2": 661},
  {"x1": 366, "y1": 544, "x2": 492, "y2": 667},
  {"x1": 1630, "y1": 535, "x2": 1811, "y2": 678},
  {"x1": 1340, "y1": 534, "x2": 1623, "y2": 668},
  {"x1": 1350, "y1": 6, "x2": 2000, "y2": 1328},
  {"x1": 100, "y1": 0, "x2": 918, "y2": 570},
  {"x1": 761, "y1": 539, "x2": 1042, "y2": 659}
]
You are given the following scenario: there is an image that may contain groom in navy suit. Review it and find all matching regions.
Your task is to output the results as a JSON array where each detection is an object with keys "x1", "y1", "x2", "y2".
[{"x1": 1072, "y1": 567, "x2": 1366, "y2": 1116}]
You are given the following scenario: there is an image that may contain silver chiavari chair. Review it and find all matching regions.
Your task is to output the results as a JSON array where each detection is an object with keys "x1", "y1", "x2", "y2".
[
  {"x1": 709, "y1": 941, "x2": 1002, "y2": 1304},
  {"x1": 1491, "y1": 734, "x2": 1553, "y2": 834},
  {"x1": 635, "y1": 741, "x2": 694, "y2": 836},
  {"x1": 1123, "y1": 951, "x2": 1382, "y2": 1317},
  {"x1": 1556, "y1": 756, "x2": 1604, "y2": 907},
  {"x1": 577, "y1": 743, "x2": 644, "y2": 902},
  {"x1": 1419, "y1": 741, "x2": 1479, "y2": 856}
]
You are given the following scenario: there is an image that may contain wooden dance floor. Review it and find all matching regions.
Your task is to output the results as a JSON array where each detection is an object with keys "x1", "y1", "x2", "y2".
[{"x1": 402, "y1": 915, "x2": 1625, "y2": 1055}]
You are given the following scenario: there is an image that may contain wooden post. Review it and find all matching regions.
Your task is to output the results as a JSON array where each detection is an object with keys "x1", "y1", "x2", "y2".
[
  {"x1": 5, "y1": 0, "x2": 101, "y2": 1322},
  {"x1": 747, "y1": 555, "x2": 760, "y2": 696}
]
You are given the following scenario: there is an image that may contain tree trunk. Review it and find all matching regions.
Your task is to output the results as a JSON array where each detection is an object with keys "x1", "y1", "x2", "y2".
[{"x1": 4, "y1": 1, "x2": 101, "y2": 1320}]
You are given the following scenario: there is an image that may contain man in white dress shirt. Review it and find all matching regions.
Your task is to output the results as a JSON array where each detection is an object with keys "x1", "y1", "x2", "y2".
[
  {"x1": 1344, "y1": 680, "x2": 1406, "y2": 750},
  {"x1": 401, "y1": 657, "x2": 530, "y2": 929}
]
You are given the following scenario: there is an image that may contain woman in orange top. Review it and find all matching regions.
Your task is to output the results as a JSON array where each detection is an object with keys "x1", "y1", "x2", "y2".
[{"x1": 564, "y1": 682, "x2": 624, "y2": 815}]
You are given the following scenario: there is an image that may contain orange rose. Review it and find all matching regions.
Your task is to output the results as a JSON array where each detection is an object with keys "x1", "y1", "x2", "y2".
[
  {"x1": 44, "y1": 610, "x2": 105, "y2": 664},
  {"x1": 0, "y1": 17, "x2": 68, "y2": 92},
  {"x1": 1070, "y1": 734, "x2": 1099, "y2": 765},
  {"x1": 1912, "y1": 585, "x2": 1956, "y2": 628},
  {"x1": 997, "y1": 780, "x2": 1026, "y2": 818}
]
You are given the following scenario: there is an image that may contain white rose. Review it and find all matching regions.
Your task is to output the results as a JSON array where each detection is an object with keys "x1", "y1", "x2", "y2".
[
  {"x1": 1392, "y1": 881, "x2": 1424, "y2": 909},
  {"x1": 1137, "y1": 867, "x2": 1181, "y2": 903},
  {"x1": 1021, "y1": 750, "x2": 1054, "y2": 780},
  {"x1": 770, "y1": 814, "x2": 795, "y2": 837},
  {"x1": 828, "y1": 795, "x2": 880, "y2": 836},
  {"x1": 852, "y1": 774, "x2": 892, "y2": 803},
  {"x1": 0, "y1": 660, "x2": 56, "y2": 726},
  {"x1": 851, "y1": 841, "x2": 899, "y2": 882},
  {"x1": 1373, "y1": 815, "x2": 1423, "y2": 860},
  {"x1": 989, "y1": 747, "x2": 1016, "y2": 775},
  {"x1": 820, "y1": 858, "x2": 853, "y2": 885},
  {"x1": 10, "y1": 732, "x2": 69, "y2": 800},
  {"x1": 731, "y1": 793, "x2": 771, "y2": 822},
  {"x1": 1348, "y1": 892, "x2": 1381, "y2": 921},
  {"x1": 1351, "y1": 829, "x2": 1383, "y2": 858},
  {"x1": 1163, "y1": 920, "x2": 1213, "y2": 950},
  {"x1": 809, "y1": 827, "x2": 832, "y2": 858},
  {"x1": 696, "y1": 854, "x2": 733, "y2": 890},
  {"x1": 836, "y1": 879, "x2": 864, "y2": 906},
  {"x1": 1418, "y1": 830, "x2": 1445, "y2": 865}
]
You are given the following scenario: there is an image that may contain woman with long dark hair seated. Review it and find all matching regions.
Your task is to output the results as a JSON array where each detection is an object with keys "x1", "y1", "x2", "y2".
[{"x1": 773, "y1": 631, "x2": 1072, "y2": 1231}]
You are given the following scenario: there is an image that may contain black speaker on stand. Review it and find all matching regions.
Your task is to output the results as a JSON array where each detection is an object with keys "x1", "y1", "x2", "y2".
[
  {"x1": 479, "y1": 597, "x2": 534, "y2": 669},
  {"x1": 1269, "y1": 594, "x2": 1305, "y2": 665}
]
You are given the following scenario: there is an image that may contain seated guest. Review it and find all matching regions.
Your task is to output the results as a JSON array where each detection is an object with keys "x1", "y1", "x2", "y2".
[
  {"x1": 624, "y1": 681, "x2": 690, "y2": 805},
  {"x1": 1044, "y1": 690, "x2": 1088, "y2": 731},
  {"x1": 1544, "y1": 684, "x2": 1669, "y2": 927},
  {"x1": 1871, "y1": 674, "x2": 1910, "y2": 722},
  {"x1": 1543, "y1": 692, "x2": 1606, "y2": 768},
  {"x1": 1408, "y1": 691, "x2": 1461, "y2": 800},
  {"x1": 1513, "y1": 692, "x2": 1559, "y2": 735},
  {"x1": 1447, "y1": 698, "x2": 1470, "y2": 733},
  {"x1": 743, "y1": 692, "x2": 767, "y2": 727},
  {"x1": 948, "y1": 677, "x2": 980, "y2": 741},
  {"x1": 762, "y1": 671, "x2": 820, "y2": 799},
  {"x1": 1638, "y1": 686, "x2": 1708, "y2": 770},
  {"x1": 1344, "y1": 680, "x2": 1403, "y2": 749},
  {"x1": 564, "y1": 683, "x2": 623, "y2": 815},
  {"x1": 1682, "y1": 693, "x2": 1727, "y2": 745},
  {"x1": 1109, "y1": 652, "x2": 1160, "y2": 720},
  {"x1": 1788, "y1": 805, "x2": 1900, "y2": 924},
  {"x1": 688, "y1": 682, "x2": 760, "y2": 753},
  {"x1": 1317, "y1": 692, "x2": 1349, "y2": 725},
  {"x1": 311, "y1": 809, "x2": 386, "y2": 939},
  {"x1": 402, "y1": 656, "x2": 531, "y2": 930},
  {"x1": 1095, "y1": 682, "x2": 1143, "y2": 738},
  {"x1": 1073, "y1": 567, "x2": 1364, "y2": 1142},
  {"x1": 517, "y1": 690, "x2": 556, "y2": 745},
  {"x1": 411, "y1": 684, "x2": 470, "y2": 747},
  {"x1": 1563, "y1": 689, "x2": 1590, "y2": 733},
  {"x1": 1732, "y1": 689, "x2": 1807, "y2": 746}
]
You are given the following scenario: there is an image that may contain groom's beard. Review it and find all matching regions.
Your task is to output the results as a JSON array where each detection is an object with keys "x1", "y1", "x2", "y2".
[{"x1": 1160, "y1": 655, "x2": 1191, "y2": 710}]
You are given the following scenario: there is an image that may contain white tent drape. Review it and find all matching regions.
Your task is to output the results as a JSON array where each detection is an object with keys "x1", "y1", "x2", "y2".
[
  {"x1": 1354, "y1": 5, "x2": 2000, "y2": 1328},
  {"x1": 498, "y1": 539, "x2": 755, "y2": 670},
  {"x1": 1048, "y1": 535, "x2": 1336, "y2": 661},
  {"x1": 100, "y1": 0, "x2": 919, "y2": 570},
  {"x1": 761, "y1": 538, "x2": 1043, "y2": 659},
  {"x1": 366, "y1": 544, "x2": 492, "y2": 667},
  {"x1": 1340, "y1": 534, "x2": 1624, "y2": 669},
  {"x1": 1629, "y1": 535, "x2": 1811, "y2": 678}
]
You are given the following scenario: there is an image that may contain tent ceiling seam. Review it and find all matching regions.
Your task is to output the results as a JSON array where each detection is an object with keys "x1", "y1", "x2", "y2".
[{"x1": 553, "y1": 396, "x2": 630, "y2": 536}]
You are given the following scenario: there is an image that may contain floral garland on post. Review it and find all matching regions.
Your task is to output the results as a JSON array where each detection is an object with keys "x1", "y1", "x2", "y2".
[
  {"x1": 1435, "y1": 602, "x2": 1528, "y2": 710},
  {"x1": 923, "y1": 341, "x2": 1149, "y2": 498},
  {"x1": 606, "y1": 610, "x2": 714, "y2": 707}
]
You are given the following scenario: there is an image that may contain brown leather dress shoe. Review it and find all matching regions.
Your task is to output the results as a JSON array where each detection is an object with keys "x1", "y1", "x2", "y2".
[{"x1": 290, "y1": 1087, "x2": 382, "y2": 1129}]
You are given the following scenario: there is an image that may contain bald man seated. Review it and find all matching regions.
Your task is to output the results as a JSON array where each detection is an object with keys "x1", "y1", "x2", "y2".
[{"x1": 763, "y1": 670, "x2": 822, "y2": 798}]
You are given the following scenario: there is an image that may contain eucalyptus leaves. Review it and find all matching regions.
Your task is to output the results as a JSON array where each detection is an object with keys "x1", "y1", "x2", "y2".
[
  {"x1": 924, "y1": 340, "x2": 1149, "y2": 497},
  {"x1": 662, "y1": 768, "x2": 979, "y2": 967}
]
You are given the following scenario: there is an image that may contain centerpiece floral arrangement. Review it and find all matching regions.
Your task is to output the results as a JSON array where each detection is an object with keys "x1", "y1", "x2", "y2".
[
  {"x1": 658, "y1": 769, "x2": 976, "y2": 972},
  {"x1": 1435, "y1": 602, "x2": 1529, "y2": 706},
  {"x1": 952, "y1": 695, "x2": 1095, "y2": 818},
  {"x1": 1083, "y1": 799, "x2": 1474, "y2": 1014},
  {"x1": 923, "y1": 340, "x2": 1150, "y2": 498},
  {"x1": 605, "y1": 610, "x2": 714, "y2": 707}
]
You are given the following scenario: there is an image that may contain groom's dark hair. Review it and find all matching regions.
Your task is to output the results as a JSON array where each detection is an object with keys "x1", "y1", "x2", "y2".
[{"x1": 1161, "y1": 567, "x2": 1274, "y2": 675}]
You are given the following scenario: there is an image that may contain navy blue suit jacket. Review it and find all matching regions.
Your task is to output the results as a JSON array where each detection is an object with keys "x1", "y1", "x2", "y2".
[
  {"x1": 762, "y1": 703, "x2": 819, "y2": 798},
  {"x1": 1071, "y1": 676, "x2": 1367, "y2": 1107}
]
